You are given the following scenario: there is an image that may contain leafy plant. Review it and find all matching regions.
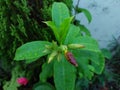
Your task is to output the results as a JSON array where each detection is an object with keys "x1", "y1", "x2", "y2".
[
  {"x1": 0, "y1": 0, "x2": 73, "y2": 89},
  {"x1": 73, "y1": 0, "x2": 92, "y2": 36},
  {"x1": 14, "y1": 2, "x2": 105, "y2": 90},
  {"x1": 74, "y1": 49, "x2": 112, "y2": 90},
  {"x1": 3, "y1": 65, "x2": 25, "y2": 90}
]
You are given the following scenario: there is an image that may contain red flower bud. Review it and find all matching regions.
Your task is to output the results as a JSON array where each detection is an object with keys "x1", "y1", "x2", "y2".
[
  {"x1": 65, "y1": 51, "x2": 78, "y2": 67},
  {"x1": 17, "y1": 77, "x2": 28, "y2": 86}
]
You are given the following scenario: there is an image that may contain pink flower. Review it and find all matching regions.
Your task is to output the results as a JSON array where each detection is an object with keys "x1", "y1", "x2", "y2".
[{"x1": 17, "y1": 77, "x2": 28, "y2": 86}]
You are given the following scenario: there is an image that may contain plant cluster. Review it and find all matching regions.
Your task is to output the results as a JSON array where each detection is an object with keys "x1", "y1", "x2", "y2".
[
  {"x1": 0, "y1": 0, "x2": 106, "y2": 90},
  {"x1": 13, "y1": 2, "x2": 104, "y2": 90}
]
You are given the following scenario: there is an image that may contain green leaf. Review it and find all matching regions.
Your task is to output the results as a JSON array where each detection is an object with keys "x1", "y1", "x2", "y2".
[
  {"x1": 73, "y1": 50, "x2": 105, "y2": 79},
  {"x1": 73, "y1": 36, "x2": 100, "y2": 52},
  {"x1": 79, "y1": 8, "x2": 92, "y2": 23},
  {"x1": 52, "y1": 2, "x2": 70, "y2": 27},
  {"x1": 14, "y1": 41, "x2": 51, "y2": 61},
  {"x1": 44, "y1": 21, "x2": 60, "y2": 42},
  {"x1": 54, "y1": 54, "x2": 76, "y2": 90},
  {"x1": 89, "y1": 52, "x2": 105, "y2": 74},
  {"x1": 33, "y1": 82, "x2": 55, "y2": 90},
  {"x1": 44, "y1": 17, "x2": 73, "y2": 44},
  {"x1": 40, "y1": 62, "x2": 54, "y2": 82},
  {"x1": 47, "y1": 2, "x2": 73, "y2": 44},
  {"x1": 73, "y1": 50, "x2": 93, "y2": 79},
  {"x1": 65, "y1": 25, "x2": 100, "y2": 52},
  {"x1": 64, "y1": 24, "x2": 81, "y2": 44},
  {"x1": 79, "y1": 24, "x2": 91, "y2": 36},
  {"x1": 59, "y1": 16, "x2": 74, "y2": 44}
]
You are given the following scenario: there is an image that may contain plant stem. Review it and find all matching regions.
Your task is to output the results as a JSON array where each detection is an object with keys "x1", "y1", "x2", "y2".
[{"x1": 74, "y1": 0, "x2": 80, "y2": 17}]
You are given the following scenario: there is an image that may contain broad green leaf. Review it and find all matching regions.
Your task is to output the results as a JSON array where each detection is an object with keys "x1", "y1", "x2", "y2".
[
  {"x1": 64, "y1": 24, "x2": 81, "y2": 44},
  {"x1": 65, "y1": 24, "x2": 100, "y2": 52},
  {"x1": 74, "y1": 7, "x2": 92, "y2": 23},
  {"x1": 33, "y1": 82, "x2": 55, "y2": 90},
  {"x1": 54, "y1": 54, "x2": 76, "y2": 90},
  {"x1": 40, "y1": 62, "x2": 54, "y2": 82},
  {"x1": 73, "y1": 50, "x2": 105, "y2": 79},
  {"x1": 52, "y1": 2, "x2": 70, "y2": 27},
  {"x1": 91, "y1": 52, "x2": 105, "y2": 74},
  {"x1": 59, "y1": 16, "x2": 74, "y2": 44},
  {"x1": 79, "y1": 24, "x2": 91, "y2": 36},
  {"x1": 73, "y1": 50, "x2": 93, "y2": 79},
  {"x1": 14, "y1": 41, "x2": 52, "y2": 61},
  {"x1": 44, "y1": 21, "x2": 60, "y2": 42},
  {"x1": 80, "y1": 8, "x2": 92, "y2": 23},
  {"x1": 72, "y1": 36, "x2": 100, "y2": 52}
]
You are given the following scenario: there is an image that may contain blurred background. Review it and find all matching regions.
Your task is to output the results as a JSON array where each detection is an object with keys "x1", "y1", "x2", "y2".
[{"x1": 73, "y1": 0, "x2": 120, "y2": 48}]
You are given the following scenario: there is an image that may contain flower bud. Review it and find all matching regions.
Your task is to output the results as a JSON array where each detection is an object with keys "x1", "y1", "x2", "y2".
[
  {"x1": 48, "y1": 51, "x2": 57, "y2": 63},
  {"x1": 43, "y1": 49, "x2": 50, "y2": 54},
  {"x1": 45, "y1": 45, "x2": 52, "y2": 49},
  {"x1": 59, "y1": 45, "x2": 67, "y2": 52},
  {"x1": 17, "y1": 77, "x2": 28, "y2": 86},
  {"x1": 65, "y1": 51, "x2": 78, "y2": 67},
  {"x1": 68, "y1": 44, "x2": 85, "y2": 49}
]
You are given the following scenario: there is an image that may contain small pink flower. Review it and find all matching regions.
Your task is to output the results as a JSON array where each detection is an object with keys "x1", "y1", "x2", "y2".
[{"x1": 17, "y1": 77, "x2": 28, "y2": 86}]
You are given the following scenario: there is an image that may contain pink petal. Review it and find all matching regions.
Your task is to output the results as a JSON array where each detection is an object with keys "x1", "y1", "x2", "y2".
[{"x1": 17, "y1": 77, "x2": 28, "y2": 86}]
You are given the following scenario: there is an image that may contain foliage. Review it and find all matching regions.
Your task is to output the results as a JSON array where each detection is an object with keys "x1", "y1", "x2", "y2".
[
  {"x1": 75, "y1": 44, "x2": 120, "y2": 90},
  {"x1": 3, "y1": 65, "x2": 25, "y2": 90},
  {"x1": 73, "y1": 0, "x2": 92, "y2": 36},
  {"x1": 108, "y1": 37, "x2": 120, "y2": 89},
  {"x1": 0, "y1": 0, "x2": 73, "y2": 89},
  {"x1": 14, "y1": 2, "x2": 105, "y2": 90}
]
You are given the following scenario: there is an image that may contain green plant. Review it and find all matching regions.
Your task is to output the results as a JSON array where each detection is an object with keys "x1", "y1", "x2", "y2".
[
  {"x1": 14, "y1": 2, "x2": 105, "y2": 90},
  {"x1": 74, "y1": 49, "x2": 112, "y2": 90},
  {"x1": 0, "y1": 0, "x2": 72, "y2": 89}
]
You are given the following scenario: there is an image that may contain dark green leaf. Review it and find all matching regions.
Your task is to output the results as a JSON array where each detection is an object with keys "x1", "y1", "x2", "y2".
[
  {"x1": 14, "y1": 41, "x2": 51, "y2": 61},
  {"x1": 33, "y1": 82, "x2": 55, "y2": 90},
  {"x1": 75, "y1": 78, "x2": 89, "y2": 90},
  {"x1": 54, "y1": 54, "x2": 76, "y2": 90},
  {"x1": 73, "y1": 50, "x2": 105, "y2": 79},
  {"x1": 80, "y1": 8, "x2": 92, "y2": 23},
  {"x1": 40, "y1": 62, "x2": 54, "y2": 82}
]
